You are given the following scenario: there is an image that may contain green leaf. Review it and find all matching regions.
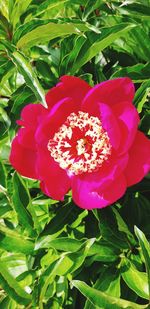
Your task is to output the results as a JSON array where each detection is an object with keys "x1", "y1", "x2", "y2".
[
  {"x1": 0, "y1": 195, "x2": 12, "y2": 216},
  {"x1": 35, "y1": 0, "x2": 69, "y2": 17},
  {"x1": 0, "y1": 59, "x2": 14, "y2": 81},
  {"x1": 118, "y1": 3, "x2": 150, "y2": 19},
  {"x1": 121, "y1": 258, "x2": 149, "y2": 300},
  {"x1": 0, "y1": 261, "x2": 31, "y2": 305},
  {"x1": 53, "y1": 238, "x2": 95, "y2": 276},
  {"x1": 82, "y1": 0, "x2": 105, "y2": 21},
  {"x1": 41, "y1": 202, "x2": 82, "y2": 236},
  {"x1": 130, "y1": 27, "x2": 150, "y2": 62},
  {"x1": 0, "y1": 223, "x2": 34, "y2": 254},
  {"x1": 10, "y1": 0, "x2": 32, "y2": 29},
  {"x1": 0, "y1": 253, "x2": 28, "y2": 278},
  {"x1": 71, "y1": 280, "x2": 148, "y2": 309},
  {"x1": 60, "y1": 35, "x2": 86, "y2": 75},
  {"x1": 135, "y1": 226, "x2": 150, "y2": 299},
  {"x1": 0, "y1": 61, "x2": 16, "y2": 96},
  {"x1": 0, "y1": 159, "x2": 7, "y2": 188},
  {"x1": 111, "y1": 62, "x2": 150, "y2": 83},
  {"x1": 11, "y1": 84, "x2": 36, "y2": 118},
  {"x1": 9, "y1": 50, "x2": 47, "y2": 108},
  {"x1": 38, "y1": 239, "x2": 95, "y2": 308},
  {"x1": 97, "y1": 208, "x2": 129, "y2": 249},
  {"x1": 56, "y1": 275, "x2": 68, "y2": 305},
  {"x1": 12, "y1": 173, "x2": 35, "y2": 236},
  {"x1": 16, "y1": 22, "x2": 89, "y2": 50},
  {"x1": 70, "y1": 23, "x2": 136, "y2": 74},
  {"x1": 140, "y1": 112, "x2": 150, "y2": 136},
  {"x1": 137, "y1": 88, "x2": 150, "y2": 113},
  {"x1": 112, "y1": 208, "x2": 136, "y2": 245},
  {"x1": 95, "y1": 268, "x2": 121, "y2": 297},
  {"x1": 0, "y1": 1, "x2": 9, "y2": 20},
  {"x1": 13, "y1": 19, "x2": 48, "y2": 43},
  {"x1": 36, "y1": 236, "x2": 83, "y2": 252},
  {"x1": 85, "y1": 267, "x2": 121, "y2": 309},
  {"x1": 87, "y1": 240, "x2": 119, "y2": 263},
  {"x1": 134, "y1": 80, "x2": 150, "y2": 112}
]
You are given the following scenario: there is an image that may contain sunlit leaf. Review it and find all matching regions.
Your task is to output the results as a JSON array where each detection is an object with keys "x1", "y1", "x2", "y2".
[
  {"x1": 0, "y1": 261, "x2": 31, "y2": 305},
  {"x1": 70, "y1": 23, "x2": 136, "y2": 74},
  {"x1": 121, "y1": 258, "x2": 149, "y2": 300},
  {"x1": 16, "y1": 22, "x2": 89, "y2": 50},
  {"x1": 9, "y1": 51, "x2": 47, "y2": 108},
  {"x1": 135, "y1": 226, "x2": 150, "y2": 299},
  {"x1": 71, "y1": 280, "x2": 148, "y2": 309}
]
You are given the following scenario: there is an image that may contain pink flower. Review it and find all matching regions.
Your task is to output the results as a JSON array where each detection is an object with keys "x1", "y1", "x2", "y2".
[{"x1": 10, "y1": 76, "x2": 150, "y2": 209}]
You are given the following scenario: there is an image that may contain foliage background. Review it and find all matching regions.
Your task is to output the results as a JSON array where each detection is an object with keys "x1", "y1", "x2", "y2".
[{"x1": 0, "y1": 0, "x2": 150, "y2": 308}]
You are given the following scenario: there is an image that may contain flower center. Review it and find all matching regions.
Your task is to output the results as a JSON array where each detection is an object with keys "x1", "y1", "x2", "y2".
[{"x1": 48, "y1": 111, "x2": 112, "y2": 175}]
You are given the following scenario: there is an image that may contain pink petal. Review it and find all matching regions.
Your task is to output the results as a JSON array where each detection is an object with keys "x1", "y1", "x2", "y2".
[
  {"x1": 125, "y1": 131, "x2": 150, "y2": 186},
  {"x1": 72, "y1": 174, "x2": 127, "y2": 209},
  {"x1": 17, "y1": 128, "x2": 36, "y2": 150},
  {"x1": 46, "y1": 75, "x2": 91, "y2": 110},
  {"x1": 83, "y1": 101, "x2": 121, "y2": 150},
  {"x1": 37, "y1": 148, "x2": 71, "y2": 200},
  {"x1": 112, "y1": 101, "x2": 140, "y2": 154},
  {"x1": 9, "y1": 137, "x2": 37, "y2": 179},
  {"x1": 99, "y1": 103, "x2": 121, "y2": 150},
  {"x1": 17, "y1": 103, "x2": 48, "y2": 127},
  {"x1": 71, "y1": 152, "x2": 128, "y2": 208},
  {"x1": 35, "y1": 97, "x2": 79, "y2": 149},
  {"x1": 82, "y1": 78, "x2": 134, "y2": 110}
]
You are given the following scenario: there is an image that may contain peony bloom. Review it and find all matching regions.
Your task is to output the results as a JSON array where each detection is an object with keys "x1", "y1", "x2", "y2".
[{"x1": 10, "y1": 76, "x2": 150, "y2": 209}]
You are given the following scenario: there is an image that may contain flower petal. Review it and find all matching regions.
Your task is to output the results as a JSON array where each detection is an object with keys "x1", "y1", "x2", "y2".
[
  {"x1": 83, "y1": 101, "x2": 121, "y2": 150},
  {"x1": 82, "y1": 78, "x2": 139, "y2": 153},
  {"x1": 35, "y1": 97, "x2": 79, "y2": 149},
  {"x1": 17, "y1": 128, "x2": 36, "y2": 150},
  {"x1": 99, "y1": 103, "x2": 121, "y2": 150},
  {"x1": 46, "y1": 75, "x2": 91, "y2": 109},
  {"x1": 125, "y1": 131, "x2": 150, "y2": 186},
  {"x1": 112, "y1": 101, "x2": 140, "y2": 154},
  {"x1": 71, "y1": 152, "x2": 128, "y2": 200},
  {"x1": 72, "y1": 174, "x2": 127, "y2": 209},
  {"x1": 37, "y1": 148, "x2": 71, "y2": 200},
  {"x1": 82, "y1": 78, "x2": 134, "y2": 110},
  {"x1": 17, "y1": 103, "x2": 48, "y2": 127},
  {"x1": 9, "y1": 137, "x2": 37, "y2": 179}
]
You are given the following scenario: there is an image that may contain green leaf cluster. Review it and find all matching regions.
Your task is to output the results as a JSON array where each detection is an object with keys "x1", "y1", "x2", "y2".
[{"x1": 0, "y1": 0, "x2": 150, "y2": 308}]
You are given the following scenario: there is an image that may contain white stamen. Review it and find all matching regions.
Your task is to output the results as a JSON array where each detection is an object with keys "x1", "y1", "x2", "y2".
[{"x1": 48, "y1": 111, "x2": 112, "y2": 175}]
